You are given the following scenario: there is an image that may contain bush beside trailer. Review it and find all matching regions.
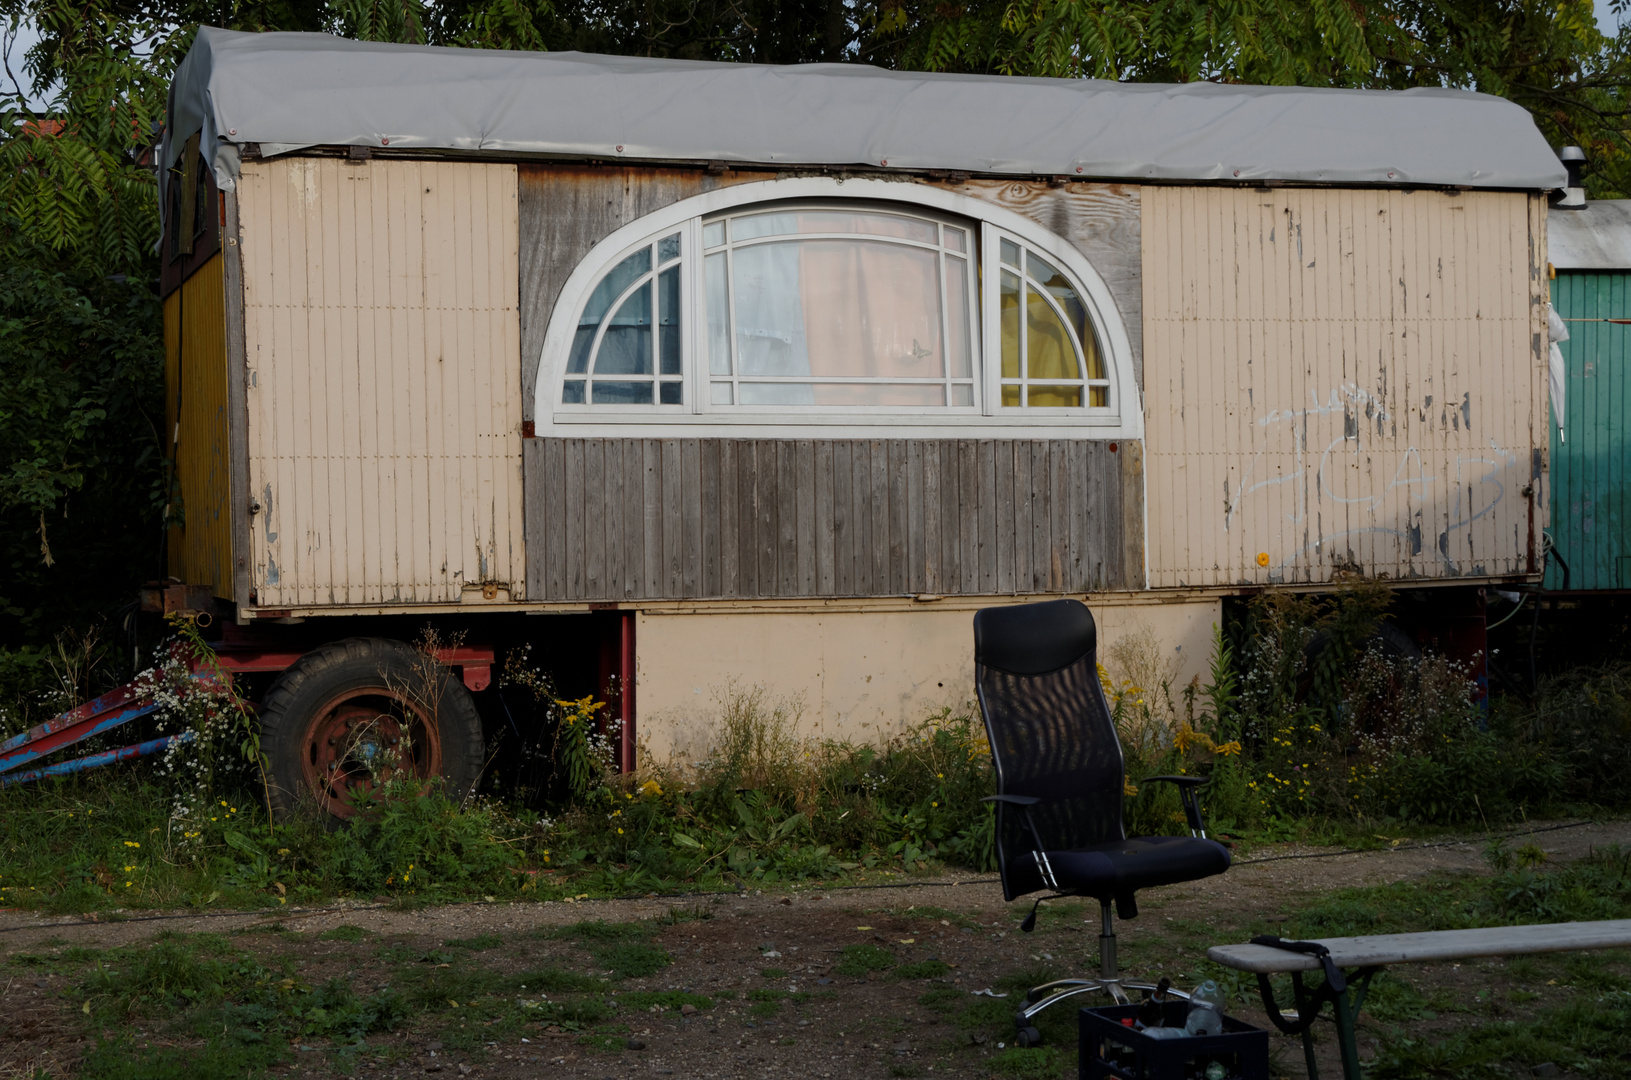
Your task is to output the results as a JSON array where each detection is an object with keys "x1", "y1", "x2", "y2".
[{"x1": 143, "y1": 27, "x2": 1566, "y2": 810}]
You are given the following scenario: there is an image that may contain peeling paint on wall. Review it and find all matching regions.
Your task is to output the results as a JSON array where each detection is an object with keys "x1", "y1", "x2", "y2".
[{"x1": 1143, "y1": 186, "x2": 1545, "y2": 586}]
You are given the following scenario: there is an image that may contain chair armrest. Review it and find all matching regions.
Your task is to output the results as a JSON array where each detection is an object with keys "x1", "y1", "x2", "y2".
[
  {"x1": 978, "y1": 795, "x2": 1057, "y2": 890},
  {"x1": 1136, "y1": 776, "x2": 1211, "y2": 837},
  {"x1": 1139, "y1": 775, "x2": 1207, "y2": 788}
]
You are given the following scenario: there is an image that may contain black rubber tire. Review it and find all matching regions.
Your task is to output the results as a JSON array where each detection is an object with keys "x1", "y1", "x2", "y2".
[
  {"x1": 259, "y1": 637, "x2": 484, "y2": 821},
  {"x1": 1016, "y1": 1026, "x2": 1043, "y2": 1048},
  {"x1": 1304, "y1": 621, "x2": 1421, "y2": 666}
]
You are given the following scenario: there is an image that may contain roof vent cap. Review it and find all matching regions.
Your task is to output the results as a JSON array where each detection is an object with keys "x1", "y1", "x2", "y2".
[{"x1": 1557, "y1": 145, "x2": 1587, "y2": 208}]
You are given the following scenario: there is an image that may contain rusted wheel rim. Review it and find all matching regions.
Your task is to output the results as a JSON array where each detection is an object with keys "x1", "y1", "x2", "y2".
[{"x1": 299, "y1": 689, "x2": 443, "y2": 818}]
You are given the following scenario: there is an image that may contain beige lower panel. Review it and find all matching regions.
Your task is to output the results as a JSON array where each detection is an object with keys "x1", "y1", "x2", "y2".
[{"x1": 634, "y1": 596, "x2": 1222, "y2": 764}]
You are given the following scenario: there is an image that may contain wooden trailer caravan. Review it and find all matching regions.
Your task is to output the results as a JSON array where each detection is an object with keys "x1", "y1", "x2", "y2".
[
  {"x1": 158, "y1": 28, "x2": 1566, "y2": 808},
  {"x1": 1545, "y1": 195, "x2": 1631, "y2": 592}
]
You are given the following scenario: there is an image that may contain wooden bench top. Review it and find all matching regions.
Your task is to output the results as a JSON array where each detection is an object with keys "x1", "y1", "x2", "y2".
[{"x1": 1208, "y1": 919, "x2": 1631, "y2": 974}]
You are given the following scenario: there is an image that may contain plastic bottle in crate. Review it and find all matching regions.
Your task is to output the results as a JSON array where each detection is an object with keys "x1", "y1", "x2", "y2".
[{"x1": 1184, "y1": 981, "x2": 1225, "y2": 1037}]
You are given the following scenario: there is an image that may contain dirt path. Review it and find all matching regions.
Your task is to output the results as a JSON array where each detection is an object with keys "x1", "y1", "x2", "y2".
[
  {"x1": 4, "y1": 819, "x2": 1621, "y2": 950},
  {"x1": 3, "y1": 818, "x2": 1626, "y2": 1080}
]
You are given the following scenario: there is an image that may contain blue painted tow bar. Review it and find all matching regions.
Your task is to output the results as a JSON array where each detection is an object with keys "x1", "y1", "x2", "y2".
[
  {"x1": 0, "y1": 731, "x2": 197, "y2": 786},
  {"x1": 0, "y1": 664, "x2": 221, "y2": 785}
]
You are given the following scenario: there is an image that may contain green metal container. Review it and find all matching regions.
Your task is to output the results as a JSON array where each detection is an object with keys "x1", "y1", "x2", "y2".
[{"x1": 1547, "y1": 202, "x2": 1631, "y2": 590}]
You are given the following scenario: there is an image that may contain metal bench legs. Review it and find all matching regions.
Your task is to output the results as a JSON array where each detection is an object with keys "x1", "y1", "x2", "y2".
[{"x1": 1255, "y1": 966, "x2": 1380, "y2": 1080}]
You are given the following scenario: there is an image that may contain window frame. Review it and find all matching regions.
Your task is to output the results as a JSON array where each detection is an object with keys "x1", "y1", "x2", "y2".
[
  {"x1": 537, "y1": 178, "x2": 1141, "y2": 440},
  {"x1": 563, "y1": 229, "x2": 689, "y2": 409},
  {"x1": 985, "y1": 230, "x2": 1117, "y2": 416}
]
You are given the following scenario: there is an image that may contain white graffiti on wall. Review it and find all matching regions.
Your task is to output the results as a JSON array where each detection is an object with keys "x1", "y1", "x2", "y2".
[{"x1": 1224, "y1": 383, "x2": 1521, "y2": 573}]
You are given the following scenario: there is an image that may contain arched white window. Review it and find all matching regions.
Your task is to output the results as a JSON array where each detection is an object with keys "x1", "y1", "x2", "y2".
[{"x1": 539, "y1": 179, "x2": 1140, "y2": 439}]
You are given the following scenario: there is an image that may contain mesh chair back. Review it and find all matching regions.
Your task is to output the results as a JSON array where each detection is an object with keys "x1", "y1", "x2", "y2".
[{"x1": 973, "y1": 599, "x2": 1126, "y2": 900}]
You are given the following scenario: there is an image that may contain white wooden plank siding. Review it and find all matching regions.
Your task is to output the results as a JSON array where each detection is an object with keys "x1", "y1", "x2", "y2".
[
  {"x1": 240, "y1": 159, "x2": 523, "y2": 606},
  {"x1": 1141, "y1": 187, "x2": 1547, "y2": 588}
]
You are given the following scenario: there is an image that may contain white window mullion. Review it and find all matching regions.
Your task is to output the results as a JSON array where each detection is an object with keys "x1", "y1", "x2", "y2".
[
  {"x1": 687, "y1": 218, "x2": 708, "y2": 414},
  {"x1": 980, "y1": 223, "x2": 998, "y2": 416},
  {"x1": 723, "y1": 243, "x2": 740, "y2": 406}
]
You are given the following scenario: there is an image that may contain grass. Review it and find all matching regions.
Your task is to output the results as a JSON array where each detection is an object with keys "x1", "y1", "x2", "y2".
[
  {"x1": 1284, "y1": 844, "x2": 1631, "y2": 939},
  {"x1": 893, "y1": 960, "x2": 952, "y2": 979},
  {"x1": 6, "y1": 853, "x2": 1630, "y2": 1080},
  {"x1": 616, "y1": 990, "x2": 713, "y2": 1012},
  {"x1": 1371, "y1": 991, "x2": 1631, "y2": 1078},
  {"x1": 3, "y1": 661, "x2": 1625, "y2": 921},
  {"x1": 317, "y1": 924, "x2": 371, "y2": 942},
  {"x1": 442, "y1": 932, "x2": 503, "y2": 950},
  {"x1": 833, "y1": 943, "x2": 896, "y2": 976}
]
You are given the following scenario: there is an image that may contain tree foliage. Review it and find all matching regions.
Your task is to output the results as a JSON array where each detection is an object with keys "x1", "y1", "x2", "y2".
[{"x1": 0, "y1": 256, "x2": 163, "y2": 640}]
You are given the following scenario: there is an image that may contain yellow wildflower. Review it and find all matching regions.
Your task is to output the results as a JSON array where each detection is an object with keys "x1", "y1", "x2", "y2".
[{"x1": 1173, "y1": 725, "x2": 1214, "y2": 754}]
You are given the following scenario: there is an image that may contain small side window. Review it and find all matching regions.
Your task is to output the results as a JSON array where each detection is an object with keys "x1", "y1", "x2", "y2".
[
  {"x1": 562, "y1": 232, "x2": 685, "y2": 406},
  {"x1": 997, "y1": 237, "x2": 1109, "y2": 409}
]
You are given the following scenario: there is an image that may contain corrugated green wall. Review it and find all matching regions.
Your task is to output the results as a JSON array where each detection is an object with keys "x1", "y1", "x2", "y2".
[{"x1": 1547, "y1": 271, "x2": 1631, "y2": 590}]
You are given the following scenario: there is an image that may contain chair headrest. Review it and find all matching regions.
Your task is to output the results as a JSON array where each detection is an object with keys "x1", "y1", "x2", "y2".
[{"x1": 973, "y1": 599, "x2": 1097, "y2": 676}]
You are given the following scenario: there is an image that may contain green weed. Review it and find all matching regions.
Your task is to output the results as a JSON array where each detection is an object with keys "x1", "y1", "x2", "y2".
[
  {"x1": 833, "y1": 944, "x2": 896, "y2": 976},
  {"x1": 442, "y1": 933, "x2": 503, "y2": 950},
  {"x1": 518, "y1": 967, "x2": 606, "y2": 993},
  {"x1": 548, "y1": 918, "x2": 653, "y2": 942},
  {"x1": 989, "y1": 1046, "x2": 1066, "y2": 1079},
  {"x1": 1362, "y1": 971, "x2": 1447, "y2": 1022},
  {"x1": 318, "y1": 925, "x2": 371, "y2": 942},
  {"x1": 892, "y1": 960, "x2": 951, "y2": 979},
  {"x1": 616, "y1": 990, "x2": 712, "y2": 1012},
  {"x1": 917, "y1": 986, "x2": 965, "y2": 1015},
  {"x1": 75, "y1": 1038, "x2": 286, "y2": 1080},
  {"x1": 1371, "y1": 991, "x2": 1631, "y2": 1078},
  {"x1": 592, "y1": 940, "x2": 671, "y2": 978}
]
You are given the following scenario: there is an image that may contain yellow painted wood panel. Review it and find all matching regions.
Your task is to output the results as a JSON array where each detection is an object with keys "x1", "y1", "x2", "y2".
[
  {"x1": 1142, "y1": 187, "x2": 1545, "y2": 588},
  {"x1": 239, "y1": 158, "x2": 523, "y2": 607},
  {"x1": 164, "y1": 254, "x2": 235, "y2": 599}
]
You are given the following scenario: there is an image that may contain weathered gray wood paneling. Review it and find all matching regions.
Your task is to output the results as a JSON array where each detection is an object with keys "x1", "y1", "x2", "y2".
[
  {"x1": 518, "y1": 166, "x2": 777, "y2": 419},
  {"x1": 960, "y1": 181, "x2": 1143, "y2": 387},
  {"x1": 523, "y1": 437, "x2": 1133, "y2": 601}
]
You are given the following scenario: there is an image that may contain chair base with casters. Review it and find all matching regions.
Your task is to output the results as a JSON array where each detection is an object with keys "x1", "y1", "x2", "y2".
[
  {"x1": 1009, "y1": 898, "x2": 1188, "y2": 1047},
  {"x1": 971, "y1": 598, "x2": 1233, "y2": 1048}
]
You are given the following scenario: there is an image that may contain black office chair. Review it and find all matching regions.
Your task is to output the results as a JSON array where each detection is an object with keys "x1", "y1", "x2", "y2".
[{"x1": 973, "y1": 598, "x2": 1231, "y2": 1046}]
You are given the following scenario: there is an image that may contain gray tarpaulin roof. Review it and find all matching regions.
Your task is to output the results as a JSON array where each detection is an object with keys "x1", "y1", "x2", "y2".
[
  {"x1": 1549, "y1": 201, "x2": 1631, "y2": 269},
  {"x1": 165, "y1": 26, "x2": 1568, "y2": 198}
]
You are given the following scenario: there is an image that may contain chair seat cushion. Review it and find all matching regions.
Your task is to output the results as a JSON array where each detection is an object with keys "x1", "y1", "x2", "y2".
[{"x1": 1007, "y1": 835, "x2": 1231, "y2": 901}]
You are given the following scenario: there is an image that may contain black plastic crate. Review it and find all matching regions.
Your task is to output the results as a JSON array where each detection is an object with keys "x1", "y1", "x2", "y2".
[{"x1": 1080, "y1": 1001, "x2": 1269, "y2": 1080}]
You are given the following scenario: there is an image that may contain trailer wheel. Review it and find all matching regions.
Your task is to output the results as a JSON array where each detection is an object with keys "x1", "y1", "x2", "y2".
[{"x1": 259, "y1": 638, "x2": 484, "y2": 820}]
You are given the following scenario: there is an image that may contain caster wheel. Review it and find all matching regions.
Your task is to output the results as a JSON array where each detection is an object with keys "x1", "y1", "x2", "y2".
[{"x1": 1016, "y1": 1027, "x2": 1043, "y2": 1048}]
